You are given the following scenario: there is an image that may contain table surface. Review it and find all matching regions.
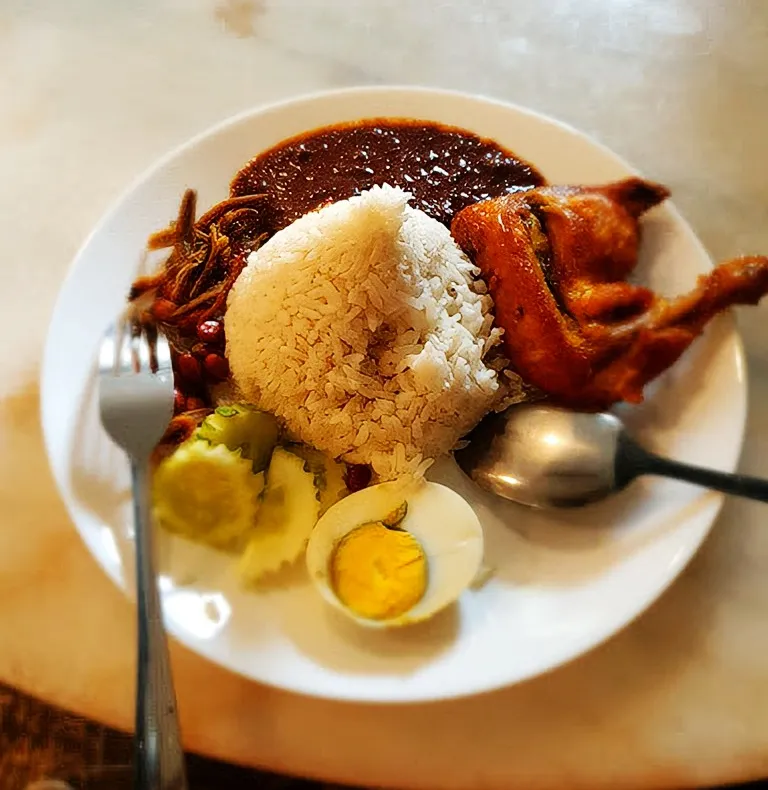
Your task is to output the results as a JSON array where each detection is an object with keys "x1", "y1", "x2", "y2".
[
  {"x1": 0, "y1": 683, "x2": 350, "y2": 790},
  {"x1": 3, "y1": 1, "x2": 768, "y2": 788},
  {"x1": 0, "y1": 685, "x2": 759, "y2": 790}
]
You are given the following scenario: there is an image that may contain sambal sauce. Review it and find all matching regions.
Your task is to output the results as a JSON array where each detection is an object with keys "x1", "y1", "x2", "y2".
[{"x1": 230, "y1": 119, "x2": 545, "y2": 228}]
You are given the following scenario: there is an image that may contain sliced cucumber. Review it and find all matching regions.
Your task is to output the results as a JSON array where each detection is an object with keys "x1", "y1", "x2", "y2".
[
  {"x1": 288, "y1": 444, "x2": 349, "y2": 514},
  {"x1": 239, "y1": 447, "x2": 321, "y2": 583},
  {"x1": 152, "y1": 440, "x2": 264, "y2": 552},
  {"x1": 197, "y1": 403, "x2": 278, "y2": 472}
]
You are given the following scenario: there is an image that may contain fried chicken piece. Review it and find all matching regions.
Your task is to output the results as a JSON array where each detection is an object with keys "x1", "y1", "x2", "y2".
[{"x1": 452, "y1": 178, "x2": 768, "y2": 409}]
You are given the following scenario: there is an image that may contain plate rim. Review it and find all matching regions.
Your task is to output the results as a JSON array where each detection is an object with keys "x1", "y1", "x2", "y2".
[{"x1": 40, "y1": 85, "x2": 748, "y2": 703}]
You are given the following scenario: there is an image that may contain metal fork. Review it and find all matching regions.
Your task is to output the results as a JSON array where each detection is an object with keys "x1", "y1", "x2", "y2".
[{"x1": 98, "y1": 319, "x2": 188, "y2": 790}]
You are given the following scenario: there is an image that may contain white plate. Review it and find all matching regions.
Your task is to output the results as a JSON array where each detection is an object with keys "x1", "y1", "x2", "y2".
[{"x1": 41, "y1": 87, "x2": 746, "y2": 703}]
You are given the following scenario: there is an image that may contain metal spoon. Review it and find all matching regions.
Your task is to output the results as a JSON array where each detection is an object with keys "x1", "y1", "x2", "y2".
[{"x1": 454, "y1": 403, "x2": 768, "y2": 508}]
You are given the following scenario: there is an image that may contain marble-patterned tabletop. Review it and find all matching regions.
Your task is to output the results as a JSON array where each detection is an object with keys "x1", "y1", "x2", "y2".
[{"x1": 3, "y1": 1, "x2": 768, "y2": 788}]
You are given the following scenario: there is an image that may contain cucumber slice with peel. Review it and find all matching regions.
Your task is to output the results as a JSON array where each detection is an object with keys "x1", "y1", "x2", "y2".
[
  {"x1": 152, "y1": 441, "x2": 264, "y2": 551},
  {"x1": 197, "y1": 404, "x2": 278, "y2": 472},
  {"x1": 239, "y1": 447, "x2": 321, "y2": 583},
  {"x1": 288, "y1": 444, "x2": 349, "y2": 514}
]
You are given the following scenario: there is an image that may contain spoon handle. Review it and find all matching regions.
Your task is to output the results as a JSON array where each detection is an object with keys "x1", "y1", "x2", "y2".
[{"x1": 618, "y1": 435, "x2": 768, "y2": 503}]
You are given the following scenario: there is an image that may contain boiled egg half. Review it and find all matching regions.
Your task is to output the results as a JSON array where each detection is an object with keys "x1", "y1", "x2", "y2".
[{"x1": 305, "y1": 478, "x2": 483, "y2": 627}]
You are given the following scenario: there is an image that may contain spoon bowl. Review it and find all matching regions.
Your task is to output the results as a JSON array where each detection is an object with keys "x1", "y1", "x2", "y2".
[
  {"x1": 455, "y1": 404, "x2": 624, "y2": 508},
  {"x1": 456, "y1": 402, "x2": 768, "y2": 508}
]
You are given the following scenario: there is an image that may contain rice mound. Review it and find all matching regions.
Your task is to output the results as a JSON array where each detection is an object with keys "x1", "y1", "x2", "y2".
[{"x1": 225, "y1": 184, "x2": 506, "y2": 481}]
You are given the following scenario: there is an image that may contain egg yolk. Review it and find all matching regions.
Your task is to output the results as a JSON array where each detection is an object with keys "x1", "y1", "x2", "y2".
[{"x1": 329, "y1": 522, "x2": 427, "y2": 620}]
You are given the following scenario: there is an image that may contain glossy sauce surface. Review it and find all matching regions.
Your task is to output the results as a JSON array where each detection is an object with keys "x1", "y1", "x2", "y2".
[{"x1": 231, "y1": 119, "x2": 545, "y2": 228}]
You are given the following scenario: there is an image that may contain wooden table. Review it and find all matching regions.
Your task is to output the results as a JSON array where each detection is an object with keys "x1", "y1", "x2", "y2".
[
  {"x1": 0, "y1": 683, "x2": 344, "y2": 790},
  {"x1": 3, "y1": 1, "x2": 768, "y2": 788},
  {"x1": 0, "y1": 683, "x2": 760, "y2": 790}
]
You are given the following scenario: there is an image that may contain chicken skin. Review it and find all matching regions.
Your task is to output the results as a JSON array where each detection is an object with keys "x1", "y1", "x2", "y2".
[{"x1": 452, "y1": 178, "x2": 768, "y2": 409}]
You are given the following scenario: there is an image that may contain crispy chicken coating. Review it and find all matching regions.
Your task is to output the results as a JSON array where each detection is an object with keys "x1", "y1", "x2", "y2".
[{"x1": 452, "y1": 178, "x2": 768, "y2": 409}]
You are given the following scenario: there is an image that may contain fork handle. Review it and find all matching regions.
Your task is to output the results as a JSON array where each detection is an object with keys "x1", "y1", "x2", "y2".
[{"x1": 132, "y1": 461, "x2": 188, "y2": 790}]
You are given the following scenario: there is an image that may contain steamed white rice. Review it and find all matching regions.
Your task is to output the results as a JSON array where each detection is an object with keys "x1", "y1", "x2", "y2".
[{"x1": 225, "y1": 184, "x2": 506, "y2": 481}]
